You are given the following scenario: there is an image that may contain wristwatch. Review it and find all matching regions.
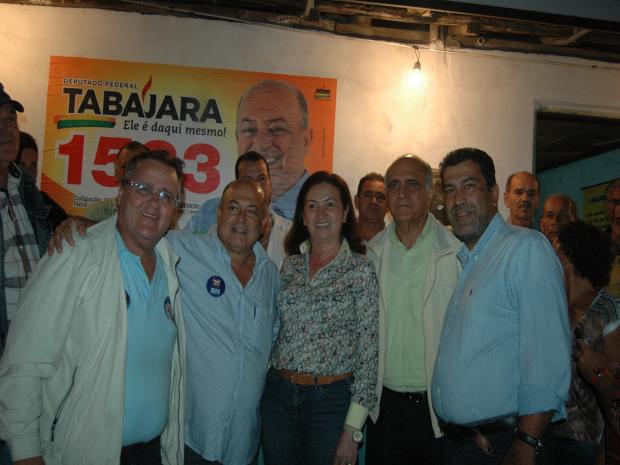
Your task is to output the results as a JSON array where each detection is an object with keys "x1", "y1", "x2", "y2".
[
  {"x1": 514, "y1": 428, "x2": 544, "y2": 454},
  {"x1": 352, "y1": 430, "x2": 364, "y2": 444}
]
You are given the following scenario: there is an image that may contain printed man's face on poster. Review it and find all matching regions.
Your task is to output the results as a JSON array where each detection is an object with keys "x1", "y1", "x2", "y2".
[{"x1": 235, "y1": 81, "x2": 312, "y2": 202}]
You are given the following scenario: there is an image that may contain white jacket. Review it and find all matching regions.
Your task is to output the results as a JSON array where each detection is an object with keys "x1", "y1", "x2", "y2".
[
  {"x1": 367, "y1": 214, "x2": 461, "y2": 437},
  {"x1": 0, "y1": 216, "x2": 186, "y2": 465}
]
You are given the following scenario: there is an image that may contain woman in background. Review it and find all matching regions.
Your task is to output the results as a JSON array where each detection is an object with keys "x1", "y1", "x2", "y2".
[{"x1": 549, "y1": 221, "x2": 619, "y2": 464}]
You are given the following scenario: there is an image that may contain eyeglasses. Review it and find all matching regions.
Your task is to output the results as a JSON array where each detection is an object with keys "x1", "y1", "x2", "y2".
[{"x1": 122, "y1": 179, "x2": 180, "y2": 208}]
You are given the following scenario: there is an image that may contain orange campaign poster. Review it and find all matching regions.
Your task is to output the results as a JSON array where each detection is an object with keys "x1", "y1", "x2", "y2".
[{"x1": 42, "y1": 56, "x2": 337, "y2": 226}]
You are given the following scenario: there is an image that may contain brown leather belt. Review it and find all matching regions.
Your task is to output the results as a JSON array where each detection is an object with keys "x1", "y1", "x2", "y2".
[{"x1": 277, "y1": 368, "x2": 352, "y2": 385}]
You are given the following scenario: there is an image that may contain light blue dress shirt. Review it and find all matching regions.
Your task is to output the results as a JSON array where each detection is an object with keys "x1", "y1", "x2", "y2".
[
  {"x1": 185, "y1": 171, "x2": 309, "y2": 232},
  {"x1": 432, "y1": 214, "x2": 571, "y2": 426},
  {"x1": 167, "y1": 230, "x2": 280, "y2": 465},
  {"x1": 117, "y1": 232, "x2": 176, "y2": 446}
]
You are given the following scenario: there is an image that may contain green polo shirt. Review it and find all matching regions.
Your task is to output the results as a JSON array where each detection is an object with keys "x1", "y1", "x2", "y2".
[{"x1": 383, "y1": 218, "x2": 433, "y2": 392}]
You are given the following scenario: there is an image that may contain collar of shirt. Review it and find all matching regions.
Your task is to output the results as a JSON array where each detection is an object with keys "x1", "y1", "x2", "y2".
[
  {"x1": 300, "y1": 238, "x2": 351, "y2": 273},
  {"x1": 0, "y1": 165, "x2": 21, "y2": 201},
  {"x1": 456, "y1": 212, "x2": 504, "y2": 268},
  {"x1": 8, "y1": 162, "x2": 22, "y2": 181},
  {"x1": 387, "y1": 213, "x2": 433, "y2": 252},
  {"x1": 115, "y1": 231, "x2": 162, "y2": 292}
]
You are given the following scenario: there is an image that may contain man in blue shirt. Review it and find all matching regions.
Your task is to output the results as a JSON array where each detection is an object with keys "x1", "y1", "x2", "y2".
[
  {"x1": 168, "y1": 180, "x2": 280, "y2": 465},
  {"x1": 432, "y1": 147, "x2": 571, "y2": 465},
  {"x1": 185, "y1": 151, "x2": 291, "y2": 269}
]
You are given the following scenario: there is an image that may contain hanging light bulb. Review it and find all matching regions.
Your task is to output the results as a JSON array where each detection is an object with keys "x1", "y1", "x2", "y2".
[{"x1": 408, "y1": 46, "x2": 423, "y2": 87}]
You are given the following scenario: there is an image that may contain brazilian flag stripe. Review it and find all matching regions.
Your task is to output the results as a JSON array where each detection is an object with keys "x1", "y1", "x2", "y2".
[{"x1": 56, "y1": 120, "x2": 116, "y2": 129}]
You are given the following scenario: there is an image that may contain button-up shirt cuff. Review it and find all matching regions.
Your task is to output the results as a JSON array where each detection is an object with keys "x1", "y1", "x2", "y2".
[
  {"x1": 518, "y1": 385, "x2": 566, "y2": 421},
  {"x1": 344, "y1": 402, "x2": 368, "y2": 431},
  {"x1": 8, "y1": 434, "x2": 42, "y2": 462}
]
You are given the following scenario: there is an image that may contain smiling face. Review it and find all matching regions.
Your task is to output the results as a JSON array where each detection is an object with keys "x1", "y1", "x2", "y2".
[
  {"x1": 504, "y1": 172, "x2": 540, "y2": 227},
  {"x1": 0, "y1": 103, "x2": 19, "y2": 165},
  {"x1": 116, "y1": 159, "x2": 180, "y2": 256},
  {"x1": 217, "y1": 180, "x2": 267, "y2": 256},
  {"x1": 236, "y1": 82, "x2": 312, "y2": 199},
  {"x1": 385, "y1": 157, "x2": 431, "y2": 227},
  {"x1": 443, "y1": 159, "x2": 499, "y2": 249},
  {"x1": 303, "y1": 182, "x2": 347, "y2": 248}
]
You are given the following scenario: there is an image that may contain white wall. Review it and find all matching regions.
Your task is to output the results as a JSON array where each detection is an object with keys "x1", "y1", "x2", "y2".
[{"x1": 2, "y1": 3, "x2": 620, "y2": 217}]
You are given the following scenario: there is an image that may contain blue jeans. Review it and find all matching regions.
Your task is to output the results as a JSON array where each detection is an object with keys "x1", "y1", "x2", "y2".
[{"x1": 261, "y1": 368, "x2": 352, "y2": 465}]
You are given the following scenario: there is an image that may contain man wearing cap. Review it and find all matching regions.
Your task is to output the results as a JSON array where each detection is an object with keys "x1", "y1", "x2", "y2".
[{"x1": 0, "y1": 84, "x2": 52, "y2": 355}]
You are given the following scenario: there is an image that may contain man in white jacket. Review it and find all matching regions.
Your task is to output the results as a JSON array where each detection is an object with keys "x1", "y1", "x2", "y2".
[
  {"x1": 365, "y1": 155, "x2": 461, "y2": 465},
  {"x1": 0, "y1": 151, "x2": 186, "y2": 465}
]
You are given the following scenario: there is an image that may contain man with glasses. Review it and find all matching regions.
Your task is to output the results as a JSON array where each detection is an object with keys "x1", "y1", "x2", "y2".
[
  {"x1": 0, "y1": 151, "x2": 187, "y2": 465},
  {"x1": 354, "y1": 172, "x2": 387, "y2": 242},
  {"x1": 0, "y1": 84, "x2": 52, "y2": 358}
]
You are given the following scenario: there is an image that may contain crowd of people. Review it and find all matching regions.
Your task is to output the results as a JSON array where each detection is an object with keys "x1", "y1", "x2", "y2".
[{"x1": 0, "y1": 79, "x2": 619, "y2": 465}]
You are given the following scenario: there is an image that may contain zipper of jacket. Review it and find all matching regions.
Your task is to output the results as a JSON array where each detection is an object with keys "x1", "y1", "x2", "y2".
[
  {"x1": 175, "y1": 288, "x2": 183, "y2": 464},
  {"x1": 50, "y1": 366, "x2": 78, "y2": 442}
]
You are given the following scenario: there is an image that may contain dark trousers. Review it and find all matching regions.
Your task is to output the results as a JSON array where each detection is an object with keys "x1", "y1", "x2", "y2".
[
  {"x1": 366, "y1": 387, "x2": 444, "y2": 465},
  {"x1": 0, "y1": 441, "x2": 11, "y2": 465},
  {"x1": 120, "y1": 436, "x2": 161, "y2": 465},
  {"x1": 444, "y1": 430, "x2": 514, "y2": 465},
  {"x1": 261, "y1": 368, "x2": 352, "y2": 465},
  {"x1": 544, "y1": 434, "x2": 598, "y2": 465},
  {"x1": 184, "y1": 445, "x2": 258, "y2": 465},
  {"x1": 444, "y1": 429, "x2": 556, "y2": 465}
]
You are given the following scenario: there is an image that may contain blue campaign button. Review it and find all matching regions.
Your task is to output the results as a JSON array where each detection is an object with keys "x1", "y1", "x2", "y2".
[{"x1": 207, "y1": 275, "x2": 226, "y2": 297}]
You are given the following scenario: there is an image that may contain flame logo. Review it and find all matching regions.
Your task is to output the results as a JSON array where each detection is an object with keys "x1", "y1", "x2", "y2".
[{"x1": 141, "y1": 76, "x2": 152, "y2": 101}]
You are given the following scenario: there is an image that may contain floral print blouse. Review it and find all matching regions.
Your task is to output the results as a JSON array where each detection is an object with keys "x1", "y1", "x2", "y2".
[
  {"x1": 270, "y1": 239, "x2": 380, "y2": 411},
  {"x1": 554, "y1": 290, "x2": 620, "y2": 443}
]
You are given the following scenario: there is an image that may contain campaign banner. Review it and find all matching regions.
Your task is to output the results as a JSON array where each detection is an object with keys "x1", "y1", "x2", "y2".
[
  {"x1": 42, "y1": 56, "x2": 337, "y2": 226},
  {"x1": 583, "y1": 181, "x2": 611, "y2": 230}
]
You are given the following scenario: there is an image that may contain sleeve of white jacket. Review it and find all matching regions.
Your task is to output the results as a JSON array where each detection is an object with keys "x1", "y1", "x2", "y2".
[{"x1": 0, "y1": 245, "x2": 84, "y2": 461}]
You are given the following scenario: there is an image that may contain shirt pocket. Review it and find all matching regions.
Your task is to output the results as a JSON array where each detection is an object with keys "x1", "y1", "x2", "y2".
[{"x1": 242, "y1": 304, "x2": 276, "y2": 354}]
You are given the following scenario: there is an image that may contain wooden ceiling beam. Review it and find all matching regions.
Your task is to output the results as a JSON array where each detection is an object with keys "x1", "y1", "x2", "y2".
[
  {"x1": 335, "y1": 22, "x2": 428, "y2": 42},
  {"x1": 453, "y1": 34, "x2": 620, "y2": 63}
]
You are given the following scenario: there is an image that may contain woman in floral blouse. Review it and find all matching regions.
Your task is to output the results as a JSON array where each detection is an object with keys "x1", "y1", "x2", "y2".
[
  {"x1": 549, "y1": 221, "x2": 619, "y2": 464},
  {"x1": 261, "y1": 171, "x2": 380, "y2": 465}
]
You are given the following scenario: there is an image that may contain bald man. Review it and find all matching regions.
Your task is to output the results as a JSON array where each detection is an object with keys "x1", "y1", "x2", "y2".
[
  {"x1": 539, "y1": 193, "x2": 577, "y2": 242},
  {"x1": 504, "y1": 171, "x2": 540, "y2": 228}
]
